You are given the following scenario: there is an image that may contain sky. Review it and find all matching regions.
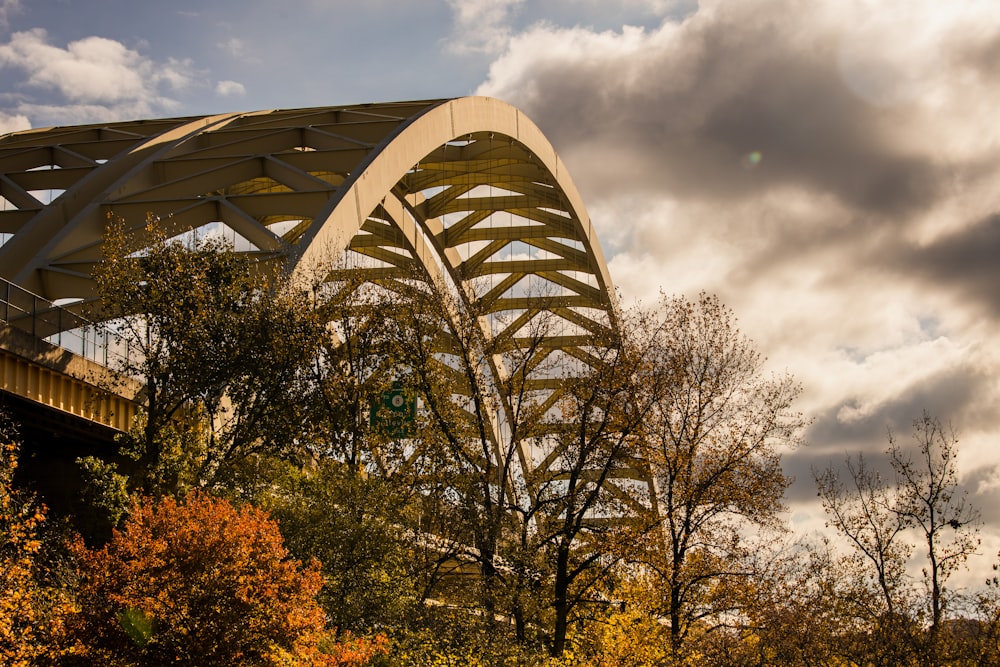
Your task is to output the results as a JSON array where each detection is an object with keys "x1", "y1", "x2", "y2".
[{"x1": 2, "y1": 0, "x2": 1000, "y2": 584}]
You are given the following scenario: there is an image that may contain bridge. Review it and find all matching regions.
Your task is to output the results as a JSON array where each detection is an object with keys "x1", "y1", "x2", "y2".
[{"x1": 0, "y1": 96, "x2": 635, "y2": 513}]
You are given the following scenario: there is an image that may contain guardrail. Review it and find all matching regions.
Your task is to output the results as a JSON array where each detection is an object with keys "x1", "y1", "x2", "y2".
[{"x1": 0, "y1": 277, "x2": 136, "y2": 370}]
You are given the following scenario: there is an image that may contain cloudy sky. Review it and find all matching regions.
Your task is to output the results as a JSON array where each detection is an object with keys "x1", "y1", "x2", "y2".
[{"x1": 3, "y1": 0, "x2": 999, "y2": 582}]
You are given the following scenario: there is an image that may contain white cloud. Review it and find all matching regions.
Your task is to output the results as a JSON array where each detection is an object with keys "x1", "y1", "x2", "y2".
[
  {"x1": 0, "y1": 110, "x2": 28, "y2": 134},
  {"x1": 218, "y1": 37, "x2": 261, "y2": 65},
  {"x1": 0, "y1": 29, "x2": 197, "y2": 124},
  {"x1": 220, "y1": 37, "x2": 245, "y2": 58},
  {"x1": 0, "y1": 0, "x2": 21, "y2": 30},
  {"x1": 215, "y1": 80, "x2": 246, "y2": 97},
  {"x1": 836, "y1": 0, "x2": 1000, "y2": 110},
  {"x1": 445, "y1": 0, "x2": 525, "y2": 55}
]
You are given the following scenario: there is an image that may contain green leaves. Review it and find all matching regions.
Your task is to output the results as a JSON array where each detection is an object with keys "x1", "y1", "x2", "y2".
[
  {"x1": 117, "y1": 608, "x2": 154, "y2": 647},
  {"x1": 92, "y1": 215, "x2": 326, "y2": 494}
]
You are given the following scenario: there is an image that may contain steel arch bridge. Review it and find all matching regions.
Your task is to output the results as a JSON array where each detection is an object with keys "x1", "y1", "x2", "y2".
[{"x1": 0, "y1": 96, "x2": 630, "y2": 504}]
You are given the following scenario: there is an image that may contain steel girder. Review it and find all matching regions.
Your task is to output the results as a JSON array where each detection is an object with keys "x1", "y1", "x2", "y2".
[{"x1": 0, "y1": 96, "x2": 635, "y2": 507}]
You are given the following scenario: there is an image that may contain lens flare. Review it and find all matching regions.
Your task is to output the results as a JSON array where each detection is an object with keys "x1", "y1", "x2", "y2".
[{"x1": 742, "y1": 151, "x2": 762, "y2": 168}]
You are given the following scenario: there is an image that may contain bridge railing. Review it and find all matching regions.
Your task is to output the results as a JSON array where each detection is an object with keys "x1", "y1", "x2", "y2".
[{"x1": 0, "y1": 277, "x2": 138, "y2": 372}]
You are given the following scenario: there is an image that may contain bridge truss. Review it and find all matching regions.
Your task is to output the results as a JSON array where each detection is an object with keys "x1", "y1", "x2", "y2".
[{"x1": 0, "y1": 96, "x2": 642, "y2": 513}]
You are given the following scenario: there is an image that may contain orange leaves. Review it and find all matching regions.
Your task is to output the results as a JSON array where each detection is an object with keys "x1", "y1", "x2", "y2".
[
  {"x1": 65, "y1": 490, "x2": 335, "y2": 666},
  {"x1": 318, "y1": 632, "x2": 389, "y2": 667}
]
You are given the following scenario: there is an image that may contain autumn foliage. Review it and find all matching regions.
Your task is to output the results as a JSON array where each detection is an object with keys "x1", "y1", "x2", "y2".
[
  {"x1": 61, "y1": 490, "x2": 368, "y2": 666},
  {"x1": 0, "y1": 420, "x2": 51, "y2": 667},
  {"x1": 10, "y1": 221, "x2": 1000, "y2": 665}
]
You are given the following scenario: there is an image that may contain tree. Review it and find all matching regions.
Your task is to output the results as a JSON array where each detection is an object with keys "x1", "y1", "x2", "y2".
[
  {"x1": 737, "y1": 539, "x2": 866, "y2": 667},
  {"x1": 319, "y1": 633, "x2": 388, "y2": 667},
  {"x1": 570, "y1": 602, "x2": 671, "y2": 667},
  {"x1": 382, "y1": 273, "x2": 663, "y2": 656},
  {"x1": 815, "y1": 451, "x2": 918, "y2": 666},
  {"x1": 278, "y1": 272, "x2": 457, "y2": 628},
  {"x1": 90, "y1": 215, "x2": 325, "y2": 496},
  {"x1": 62, "y1": 490, "x2": 342, "y2": 666},
  {"x1": 528, "y1": 303, "x2": 667, "y2": 657},
  {"x1": 816, "y1": 452, "x2": 912, "y2": 619},
  {"x1": 816, "y1": 413, "x2": 981, "y2": 667},
  {"x1": 291, "y1": 271, "x2": 488, "y2": 615},
  {"x1": 296, "y1": 269, "x2": 409, "y2": 468},
  {"x1": 964, "y1": 568, "x2": 1000, "y2": 666},
  {"x1": 635, "y1": 293, "x2": 804, "y2": 662},
  {"x1": 261, "y1": 457, "x2": 419, "y2": 635},
  {"x1": 890, "y1": 414, "x2": 980, "y2": 665},
  {"x1": 383, "y1": 275, "x2": 555, "y2": 625}
]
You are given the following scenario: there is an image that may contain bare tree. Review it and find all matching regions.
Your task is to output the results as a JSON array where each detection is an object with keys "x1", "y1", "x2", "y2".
[
  {"x1": 816, "y1": 453, "x2": 917, "y2": 666},
  {"x1": 816, "y1": 453, "x2": 912, "y2": 619},
  {"x1": 383, "y1": 272, "x2": 667, "y2": 655},
  {"x1": 528, "y1": 303, "x2": 667, "y2": 656},
  {"x1": 817, "y1": 413, "x2": 981, "y2": 667},
  {"x1": 890, "y1": 413, "x2": 981, "y2": 664}
]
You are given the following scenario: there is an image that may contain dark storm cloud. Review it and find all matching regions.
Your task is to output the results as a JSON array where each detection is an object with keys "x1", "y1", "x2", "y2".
[
  {"x1": 956, "y1": 27, "x2": 1000, "y2": 85},
  {"x1": 964, "y1": 467, "x2": 1000, "y2": 528},
  {"x1": 482, "y1": 1, "x2": 945, "y2": 217},
  {"x1": 779, "y1": 361, "x2": 995, "y2": 503},
  {"x1": 901, "y1": 214, "x2": 1000, "y2": 318},
  {"x1": 806, "y1": 362, "x2": 992, "y2": 453},
  {"x1": 784, "y1": 430, "x2": 1000, "y2": 521}
]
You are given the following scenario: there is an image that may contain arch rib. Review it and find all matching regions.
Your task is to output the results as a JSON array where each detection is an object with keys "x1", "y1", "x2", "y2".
[{"x1": 0, "y1": 96, "x2": 630, "y2": 507}]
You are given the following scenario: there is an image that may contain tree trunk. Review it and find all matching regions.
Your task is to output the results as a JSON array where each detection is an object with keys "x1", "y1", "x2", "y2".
[{"x1": 550, "y1": 542, "x2": 571, "y2": 656}]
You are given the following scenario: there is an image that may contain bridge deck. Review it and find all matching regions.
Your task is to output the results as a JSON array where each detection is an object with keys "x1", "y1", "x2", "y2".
[{"x1": 0, "y1": 323, "x2": 139, "y2": 433}]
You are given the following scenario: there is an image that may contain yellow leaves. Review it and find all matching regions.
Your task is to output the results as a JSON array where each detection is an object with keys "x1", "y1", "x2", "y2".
[
  {"x1": 575, "y1": 608, "x2": 670, "y2": 667},
  {"x1": 0, "y1": 424, "x2": 62, "y2": 666}
]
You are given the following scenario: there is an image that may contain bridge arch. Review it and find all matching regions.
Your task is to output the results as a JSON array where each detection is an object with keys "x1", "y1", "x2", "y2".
[{"x1": 0, "y1": 96, "x2": 629, "y2": 501}]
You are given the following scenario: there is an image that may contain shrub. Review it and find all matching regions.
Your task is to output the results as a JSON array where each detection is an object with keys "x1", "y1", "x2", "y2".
[{"x1": 64, "y1": 490, "x2": 333, "y2": 666}]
